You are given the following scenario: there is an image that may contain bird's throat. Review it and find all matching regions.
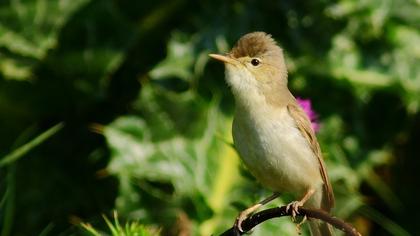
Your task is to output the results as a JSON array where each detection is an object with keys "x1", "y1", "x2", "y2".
[{"x1": 231, "y1": 83, "x2": 292, "y2": 117}]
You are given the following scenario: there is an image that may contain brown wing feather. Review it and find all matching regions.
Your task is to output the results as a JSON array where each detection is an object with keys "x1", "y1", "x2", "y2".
[{"x1": 287, "y1": 102, "x2": 335, "y2": 211}]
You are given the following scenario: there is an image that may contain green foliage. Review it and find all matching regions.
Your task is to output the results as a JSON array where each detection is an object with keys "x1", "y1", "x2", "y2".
[
  {"x1": 0, "y1": 0, "x2": 419, "y2": 235},
  {"x1": 0, "y1": 122, "x2": 64, "y2": 236},
  {"x1": 0, "y1": 123, "x2": 64, "y2": 167},
  {"x1": 81, "y1": 211, "x2": 160, "y2": 236},
  {"x1": 0, "y1": 0, "x2": 90, "y2": 80}
]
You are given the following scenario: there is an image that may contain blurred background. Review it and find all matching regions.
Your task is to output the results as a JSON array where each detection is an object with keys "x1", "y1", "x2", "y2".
[{"x1": 0, "y1": 0, "x2": 419, "y2": 235}]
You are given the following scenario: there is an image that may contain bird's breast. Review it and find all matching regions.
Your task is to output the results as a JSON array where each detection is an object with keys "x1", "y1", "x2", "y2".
[{"x1": 233, "y1": 106, "x2": 322, "y2": 194}]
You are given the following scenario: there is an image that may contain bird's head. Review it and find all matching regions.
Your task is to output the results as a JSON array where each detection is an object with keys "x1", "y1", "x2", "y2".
[{"x1": 210, "y1": 32, "x2": 289, "y2": 106}]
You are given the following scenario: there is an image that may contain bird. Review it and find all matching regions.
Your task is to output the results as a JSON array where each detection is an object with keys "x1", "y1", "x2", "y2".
[{"x1": 209, "y1": 32, "x2": 335, "y2": 236}]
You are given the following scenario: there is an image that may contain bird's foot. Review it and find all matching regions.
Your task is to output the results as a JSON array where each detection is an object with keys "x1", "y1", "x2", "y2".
[
  {"x1": 232, "y1": 193, "x2": 280, "y2": 234},
  {"x1": 234, "y1": 210, "x2": 250, "y2": 233},
  {"x1": 286, "y1": 200, "x2": 303, "y2": 221}
]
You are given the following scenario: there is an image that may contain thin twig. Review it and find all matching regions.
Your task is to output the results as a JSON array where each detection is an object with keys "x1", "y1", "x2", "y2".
[{"x1": 219, "y1": 206, "x2": 361, "y2": 236}]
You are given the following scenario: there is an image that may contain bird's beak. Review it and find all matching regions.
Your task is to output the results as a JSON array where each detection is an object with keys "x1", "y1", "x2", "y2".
[{"x1": 209, "y1": 54, "x2": 237, "y2": 65}]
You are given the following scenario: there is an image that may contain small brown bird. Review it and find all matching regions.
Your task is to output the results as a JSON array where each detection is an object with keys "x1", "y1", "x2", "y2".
[{"x1": 209, "y1": 32, "x2": 334, "y2": 236}]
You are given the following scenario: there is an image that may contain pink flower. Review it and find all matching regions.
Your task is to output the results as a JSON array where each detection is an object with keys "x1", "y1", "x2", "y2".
[{"x1": 296, "y1": 98, "x2": 320, "y2": 133}]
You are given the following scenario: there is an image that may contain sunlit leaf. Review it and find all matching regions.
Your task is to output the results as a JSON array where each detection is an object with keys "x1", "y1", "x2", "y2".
[{"x1": 149, "y1": 32, "x2": 195, "y2": 82}]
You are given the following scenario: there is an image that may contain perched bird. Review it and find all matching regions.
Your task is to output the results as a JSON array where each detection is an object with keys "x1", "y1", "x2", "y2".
[{"x1": 209, "y1": 32, "x2": 334, "y2": 236}]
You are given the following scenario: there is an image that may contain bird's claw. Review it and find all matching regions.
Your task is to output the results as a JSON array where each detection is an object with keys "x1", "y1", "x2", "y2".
[
  {"x1": 286, "y1": 201, "x2": 303, "y2": 221},
  {"x1": 234, "y1": 211, "x2": 248, "y2": 233}
]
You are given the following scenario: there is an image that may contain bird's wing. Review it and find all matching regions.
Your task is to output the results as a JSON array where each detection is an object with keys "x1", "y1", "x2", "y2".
[{"x1": 287, "y1": 102, "x2": 335, "y2": 211}]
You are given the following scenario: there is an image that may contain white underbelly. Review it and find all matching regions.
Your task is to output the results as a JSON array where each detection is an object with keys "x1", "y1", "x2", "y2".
[{"x1": 233, "y1": 107, "x2": 322, "y2": 195}]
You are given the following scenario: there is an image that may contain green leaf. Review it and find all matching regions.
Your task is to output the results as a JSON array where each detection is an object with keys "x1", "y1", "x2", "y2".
[
  {"x1": 0, "y1": 0, "x2": 91, "y2": 80},
  {"x1": 103, "y1": 214, "x2": 119, "y2": 236},
  {"x1": 0, "y1": 122, "x2": 64, "y2": 167},
  {"x1": 104, "y1": 81, "x2": 244, "y2": 233},
  {"x1": 149, "y1": 32, "x2": 195, "y2": 82}
]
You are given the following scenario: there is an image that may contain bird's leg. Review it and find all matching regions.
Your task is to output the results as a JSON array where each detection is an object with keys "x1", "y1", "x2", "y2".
[
  {"x1": 234, "y1": 192, "x2": 280, "y2": 232},
  {"x1": 286, "y1": 188, "x2": 315, "y2": 221}
]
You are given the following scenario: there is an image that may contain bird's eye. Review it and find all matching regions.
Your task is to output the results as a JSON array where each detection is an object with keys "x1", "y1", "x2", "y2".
[{"x1": 251, "y1": 58, "x2": 261, "y2": 66}]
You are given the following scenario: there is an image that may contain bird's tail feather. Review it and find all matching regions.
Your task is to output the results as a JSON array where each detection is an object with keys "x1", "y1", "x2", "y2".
[
  {"x1": 306, "y1": 186, "x2": 335, "y2": 236},
  {"x1": 309, "y1": 219, "x2": 334, "y2": 236}
]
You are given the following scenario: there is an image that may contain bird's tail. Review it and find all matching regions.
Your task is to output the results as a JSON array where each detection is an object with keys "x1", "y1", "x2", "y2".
[
  {"x1": 306, "y1": 187, "x2": 335, "y2": 236},
  {"x1": 309, "y1": 220, "x2": 334, "y2": 236}
]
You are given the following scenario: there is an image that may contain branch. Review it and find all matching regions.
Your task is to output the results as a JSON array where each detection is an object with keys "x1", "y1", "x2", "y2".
[{"x1": 219, "y1": 206, "x2": 361, "y2": 236}]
